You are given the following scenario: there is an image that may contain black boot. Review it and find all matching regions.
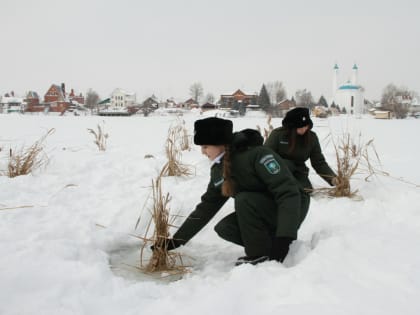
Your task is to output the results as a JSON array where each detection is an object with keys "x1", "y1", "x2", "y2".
[{"x1": 235, "y1": 255, "x2": 269, "y2": 266}]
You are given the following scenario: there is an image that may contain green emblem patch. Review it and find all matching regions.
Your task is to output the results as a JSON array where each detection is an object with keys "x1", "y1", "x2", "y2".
[
  {"x1": 264, "y1": 159, "x2": 280, "y2": 174},
  {"x1": 259, "y1": 154, "x2": 281, "y2": 174}
]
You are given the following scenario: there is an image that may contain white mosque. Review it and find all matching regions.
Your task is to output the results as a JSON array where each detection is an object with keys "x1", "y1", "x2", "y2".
[{"x1": 331, "y1": 63, "x2": 364, "y2": 115}]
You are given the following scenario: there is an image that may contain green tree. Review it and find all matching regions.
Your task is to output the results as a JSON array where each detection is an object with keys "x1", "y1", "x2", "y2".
[
  {"x1": 258, "y1": 84, "x2": 271, "y2": 113},
  {"x1": 318, "y1": 95, "x2": 328, "y2": 107}
]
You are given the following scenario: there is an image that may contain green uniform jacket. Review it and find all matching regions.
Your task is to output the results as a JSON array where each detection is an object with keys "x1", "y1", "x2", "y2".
[
  {"x1": 173, "y1": 146, "x2": 302, "y2": 245},
  {"x1": 264, "y1": 127, "x2": 336, "y2": 190}
]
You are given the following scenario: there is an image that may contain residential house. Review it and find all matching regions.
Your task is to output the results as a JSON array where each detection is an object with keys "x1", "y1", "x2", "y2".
[
  {"x1": 201, "y1": 102, "x2": 218, "y2": 111},
  {"x1": 271, "y1": 99, "x2": 295, "y2": 117},
  {"x1": 137, "y1": 95, "x2": 159, "y2": 116},
  {"x1": 69, "y1": 89, "x2": 85, "y2": 105},
  {"x1": 41, "y1": 83, "x2": 85, "y2": 113},
  {"x1": 180, "y1": 98, "x2": 198, "y2": 109},
  {"x1": 142, "y1": 95, "x2": 159, "y2": 109},
  {"x1": 0, "y1": 92, "x2": 24, "y2": 113},
  {"x1": 159, "y1": 98, "x2": 177, "y2": 108},
  {"x1": 110, "y1": 88, "x2": 136, "y2": 109},
  {"x1": 25, "y1": 91, "x2": 43, "y2": 112},
  {"x1": 43, "y1": 83, "x2": 69, "y2": 113},
  {"x1": 219, "y1": 89, "x2": 258, "y2": 109}
]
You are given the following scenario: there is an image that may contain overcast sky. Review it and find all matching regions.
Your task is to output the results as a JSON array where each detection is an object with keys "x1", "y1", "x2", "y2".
[{"x1": 1, "y1": 0, "x2": 419, "y2": 102}]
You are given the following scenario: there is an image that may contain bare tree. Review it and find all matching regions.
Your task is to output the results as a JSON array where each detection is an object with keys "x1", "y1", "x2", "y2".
[
  {"x1": 85, "y1": 88, "x2": 100, "y2": 112},
  {"x1": 295, "y1": 89, "x2": 314, "y2": 108},
  {"x1": 381, "y1": 84, "x2": 413, "y2": 119},
  {"x1": 189, "y1": 82, "x2": 203, "y2": 103},
  {"x1": 266, "y1": 81, "x2": 287, "y2": 104},
  {"x1": 204, "y1": 93, "x2": 215, "y2": 104}
]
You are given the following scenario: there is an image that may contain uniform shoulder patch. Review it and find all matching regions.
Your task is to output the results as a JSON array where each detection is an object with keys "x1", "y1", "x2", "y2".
[{"x1": 259, "y1": 154, "x2": 281, "y2": 174}]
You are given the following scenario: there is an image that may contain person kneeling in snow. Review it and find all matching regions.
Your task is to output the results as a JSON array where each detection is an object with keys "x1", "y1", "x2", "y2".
[{"x1": 155, "y1": 117, "x2": 309, "y2": 266}]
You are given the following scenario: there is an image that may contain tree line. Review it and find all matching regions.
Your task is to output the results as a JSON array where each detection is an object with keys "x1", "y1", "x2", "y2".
[{"x1": 83, "y1": 81, "x2": 418, "y2": 119}]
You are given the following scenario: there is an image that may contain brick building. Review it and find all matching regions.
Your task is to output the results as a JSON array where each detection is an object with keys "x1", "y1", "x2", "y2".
[
  {"x1": 25, "y1": 91, "x2": 43, "y2": 112},
  {"x1": 219, "y1": 89, "x2": 257, "y2": 109}
]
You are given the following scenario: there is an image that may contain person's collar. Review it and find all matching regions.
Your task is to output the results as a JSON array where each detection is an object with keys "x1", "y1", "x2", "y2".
[{"x1": 211, "y1": 151, "x2": 225, "y2": 166}]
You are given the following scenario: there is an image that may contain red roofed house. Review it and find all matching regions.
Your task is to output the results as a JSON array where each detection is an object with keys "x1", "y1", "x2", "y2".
[
  {"x1": 69, "y1": 89, "x2": 85, "y2": 105},
  {"x1": 42, "y1": 83, "x2": 84, "y2": 113},
  {"x1": 44, "y1": 83, "x2": 69, "y2": 113},
  {"x1": 25, "y1": 91, "x2": 42, "y2": 112},
  {"x1": 219, "y1": 89, "x2": 257, "y2": 109}
]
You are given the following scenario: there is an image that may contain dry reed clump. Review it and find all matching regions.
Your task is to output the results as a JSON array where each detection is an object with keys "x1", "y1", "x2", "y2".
[
  {"x1": 2, "y1": 128, "x2": 54, "y2": 178},
  {"x1": 87, "y1": 122, "x2": 108, "y2": 151},
  {"x1": 325, "y1": 132, "x2": 381, "y2": 198},
  {"x1": 138, "y1": 171, "x2": 187, "y2": 274},
  {"x1": 180, "y1": 121, "x2": 191, "y2": 151},
  {"x1": 171, "y1": 119, "x2": 191, "y2": 151},
  {"x1": 161, "y1": 122, "x2": 193, "y2": 177},
  {"x1": 256, "y1": 115, "x2": 274, "y2": 142}
]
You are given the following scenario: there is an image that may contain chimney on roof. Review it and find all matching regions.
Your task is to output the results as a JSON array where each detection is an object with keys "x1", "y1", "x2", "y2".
[{"x1": 61, "y1": 83, "x2": 66, "y2": 95}]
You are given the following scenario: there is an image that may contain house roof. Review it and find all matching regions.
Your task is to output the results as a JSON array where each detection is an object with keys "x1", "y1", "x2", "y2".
[
  {"x1": 221, "y1": 89, "x2": 256, "y2": 97},
  {"x1": 45, "y1": 84, "x2": 66, "y2": 101},
  {"x1": 98, "y1": 98, "x2": 111, "y2": 105},
  {"x1": 26, "y1": 91, "x2": 39, "y2": 98},
  {"x1": 0, "y1": 96, "x2": 23, "y2": 103},
  {"x1": 111, "y1": 88, "x2": 135, "y2": 96}
]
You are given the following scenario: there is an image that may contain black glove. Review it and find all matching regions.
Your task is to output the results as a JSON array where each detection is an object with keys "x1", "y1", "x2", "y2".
[
  {"x1": 270, "y1": 237, "x2": 294, "y2": 262},
  {"x1": 150, "y1": 238, "x2": 181, "y2": 252}
]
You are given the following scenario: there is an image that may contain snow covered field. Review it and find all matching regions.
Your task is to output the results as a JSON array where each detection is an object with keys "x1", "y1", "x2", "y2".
[{"x1": 1, "y1": 112, "x2": 419, "y2": 315}]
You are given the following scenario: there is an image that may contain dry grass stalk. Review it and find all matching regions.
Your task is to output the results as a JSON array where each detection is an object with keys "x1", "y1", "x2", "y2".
[
  {"x1": 329, "y1": 133, "x2": 359, "y2": 197},
  {"x1": 325, "y1": 132, "x2": 381, "y2": 198},
  {"x1": 180, "y1": 121, "x2": 191, "y2": 151},
  {"x1": 87, "y1": 123, "x2": 108, "y2": 151},
  {"x1": 256, "y1": 115, "x2": 274, "y2": 142},
  {"x1": 138, "y1": 171, "x2": 187, "y2": 274},
  {"x1": 3, "y1": 129, "x2": 54, "y2": 178},
  {"x1": 0, "y1": 205, "x2": 34, "y2": 211},
  {"x1": 162, "y1": 124, "x2": 192, "y2": 177}
]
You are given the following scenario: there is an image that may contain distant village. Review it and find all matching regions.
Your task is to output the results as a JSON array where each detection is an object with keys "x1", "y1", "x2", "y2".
[{"x1": 1, "y1": 65, "x2": 419, "y2": 119}]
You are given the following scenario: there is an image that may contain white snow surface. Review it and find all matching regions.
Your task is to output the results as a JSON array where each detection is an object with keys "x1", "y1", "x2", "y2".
[{"x1": 1, "y1": 112, "x2": 419, "y2": 315}]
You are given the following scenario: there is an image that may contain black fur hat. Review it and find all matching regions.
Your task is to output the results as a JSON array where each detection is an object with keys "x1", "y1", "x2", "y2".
[
  {"x1": 282, "y1": 107, "x2": 313, "y2": 129},
  {"x1": 194, "y1": 117, "x2": 233, "y2": 145},
  {"x1": 231, "y1": 129, "x2": 264, "y2": 151}
]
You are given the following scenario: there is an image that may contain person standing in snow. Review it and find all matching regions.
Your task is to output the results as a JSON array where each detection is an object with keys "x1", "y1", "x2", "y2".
[
  {"x1": 155, "y1": 117, "x2": 308, "y2": 266},
  {"x1": 264, "y1": 107, "x2": 338, "y2": 196}
]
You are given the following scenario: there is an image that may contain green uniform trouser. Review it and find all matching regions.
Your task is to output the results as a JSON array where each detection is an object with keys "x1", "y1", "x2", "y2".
[{"x1": 214, "y1": 191, "x2": 310, "y2": 257}]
